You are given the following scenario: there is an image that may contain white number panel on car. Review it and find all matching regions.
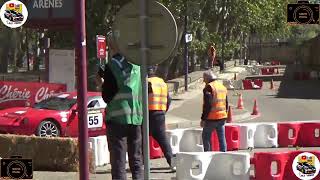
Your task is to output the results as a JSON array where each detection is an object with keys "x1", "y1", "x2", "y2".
[{"x1": 87, "y1": 113, "x2": 103, "y2": 128}]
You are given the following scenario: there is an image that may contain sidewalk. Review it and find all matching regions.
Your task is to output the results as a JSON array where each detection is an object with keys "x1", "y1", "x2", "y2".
[{"x1": 165, "y1": 65, "x2": 250, "y2": 129}]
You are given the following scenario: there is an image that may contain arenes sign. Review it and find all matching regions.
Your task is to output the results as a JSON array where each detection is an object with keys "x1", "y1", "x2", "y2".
[
  {"x1": 32, "y1": 0, "x2": 63, "y2": 8},
  {"x1": 22, "y1": 0, "x2": 75, "y2": 28}
]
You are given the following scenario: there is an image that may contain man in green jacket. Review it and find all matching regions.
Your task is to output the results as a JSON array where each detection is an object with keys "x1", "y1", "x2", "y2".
[{"x1": 99, "y1": 32, "x2": 143, "y2": 180}]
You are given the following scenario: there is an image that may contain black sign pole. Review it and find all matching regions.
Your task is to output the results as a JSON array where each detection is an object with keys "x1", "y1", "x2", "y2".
[{"x1": 75, "y1": 0, "x2": 89, "y2": 179}]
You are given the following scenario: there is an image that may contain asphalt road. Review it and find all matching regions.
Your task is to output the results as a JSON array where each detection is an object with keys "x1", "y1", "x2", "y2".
[
  {"x1": 235, "y1": 80, "x2": 320, "y2": 123},
  {"x1": 168, "y1": 79, "x2": 320, "y2": 124}
]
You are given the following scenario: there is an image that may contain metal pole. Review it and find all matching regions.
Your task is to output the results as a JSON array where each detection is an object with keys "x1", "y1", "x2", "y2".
[
  {"x1": 139, "y1": 0, "x2": 150, "y2": 179},
  {"x1": 76, "y1": 0, "x2": 89, "y2": 179},
  {"x1": 239, "y1": 32, "x2": 243, "y2": 65},
  {"x1": 221, "y1": 31, "x2": 225, "y2": 72},
  {"x1": 26, "y1": 29, "x2": 30, "y2": 71},
  {"x1": 45, "y1": 41, "x2": 49, "y2": 82},
  {"x1": 184, "y1": 15, "x2": 189, "y2": 91}
]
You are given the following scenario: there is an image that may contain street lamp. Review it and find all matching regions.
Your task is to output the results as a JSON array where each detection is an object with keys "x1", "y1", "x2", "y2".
[{"x1": 183, "y1": 1, "x2": 200, "y2": 91}]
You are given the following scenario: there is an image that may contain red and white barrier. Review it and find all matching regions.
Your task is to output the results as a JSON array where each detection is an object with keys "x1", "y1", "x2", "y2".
[
  {"x1": 237, "y1": 123, "x2": 257, "y2": 149},
  {"x1": 243, "y1": 80, "x2": 253, "y2": 90},
  {"x1": 261, "y1": 68, "x2": 276, "y2": 75},
  {"x1": 167, "y1": 121, "x2": 319, "y2": 154},
  {"x1": 88, "y1": 135, "x2": 110, "y2": 167},
  {"x1": 150, "y1": 136, "x2": 164, "y2": 159},
  {"x1": 251, "y1": 151, "x2": 290, "y2": 180},
  {"x1": 242, "y1": 79, "x2": 262, "y2": 90},
  {"x1": 299, "y1": 122, "x2": 320, "y2": 147},
  {"x1": 176, "y1": 152, "x2": 250, "y2": 180},
  {"x1": 166, "y1": 128, "x2": 185, "y2": 154},
  {"x1": 251, "y1": 151, "x2": 320, "y2": 180},
  {"x1": 254, "y1": 123, "x2": 278, "y2": 148},
  {"x1": 278, "y1": 122, "x2": 302, "y2": 147},
  {"x1": 179, "y1": 128, "x2": 204, "y2": 152},
  {"x1": 211, "y1": 125, "x2": 240, "y2": 151}
]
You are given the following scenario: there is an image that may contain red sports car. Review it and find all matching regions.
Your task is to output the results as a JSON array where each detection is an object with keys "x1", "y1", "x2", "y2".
[{"x1": 0, "y1": 92, "x2": 107, "y2": 137}]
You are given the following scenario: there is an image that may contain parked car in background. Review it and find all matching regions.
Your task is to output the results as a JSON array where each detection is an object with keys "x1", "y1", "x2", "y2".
[{"x1": 0, "y1": 92, "x2": 107, "y2": 138}]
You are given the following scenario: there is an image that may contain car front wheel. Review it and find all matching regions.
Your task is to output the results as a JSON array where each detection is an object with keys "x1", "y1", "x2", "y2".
[{"x1": 37, "y1": 120, "x2": 60, "y2": 137}]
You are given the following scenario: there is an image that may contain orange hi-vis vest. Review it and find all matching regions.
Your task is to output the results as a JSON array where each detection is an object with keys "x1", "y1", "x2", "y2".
[
  {"x1": 148, "y1": 77, "x2": 168, "y2": 111},
  {"x1": 206, "y1": 81, "x2": 227, "y2": 120}
]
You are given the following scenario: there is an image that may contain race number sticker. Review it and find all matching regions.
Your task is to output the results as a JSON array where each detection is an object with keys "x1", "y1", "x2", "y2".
[{"x1": 87, "y1": 113, "x2": 103, "y2": 128}]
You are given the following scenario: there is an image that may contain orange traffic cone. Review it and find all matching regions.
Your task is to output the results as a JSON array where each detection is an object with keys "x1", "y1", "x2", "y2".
[
  {"x1": 234, "y1": 73, "x2": 237, "y2": 80},
  {"x1": 237, "y1": 94, "x2": 244, "y2": 109},
  {"x1": 227, "y1": 106, "x2": 233, "y2": 123},
  {"x1": 270, "y1": 79, "x2": 274, "y2": 89},
  {"x1": 251, "y1": 99, "x2": 260, "y2": 115}
]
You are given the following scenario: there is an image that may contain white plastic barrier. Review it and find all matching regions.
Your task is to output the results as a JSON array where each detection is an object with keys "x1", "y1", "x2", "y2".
[
  {"x1": 88, "y1": 135, "x2": 110, "y2": 167},
  {"x1": 176, "y1": 152, "x2": 250, "y2": 180},
  {"x1": 236, "y1": 123, "x2": 257, "y2": 149},
  {"x1": 254, "y1": 123, "x2": 278, "y2": 148},
  {"x1": 166, "y1": 128, "x2": 185, "y2": 154},
  {"x1": 179, "y1": 128, "x2": 203, "y2": 152}
]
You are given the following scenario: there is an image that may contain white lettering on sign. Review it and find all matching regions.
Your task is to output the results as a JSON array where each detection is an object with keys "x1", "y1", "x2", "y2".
[
  {"x1": 35, "y1": 87, "x2": 58, "y2": 103},
  {"x1": 33, "y1": 0, "x2": 63, "y2": 8},
  {"x1": 0, "y1": 85, "x2": 31, "y2": 103}
]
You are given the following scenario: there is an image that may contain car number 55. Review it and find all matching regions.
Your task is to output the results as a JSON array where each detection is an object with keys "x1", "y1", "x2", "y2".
[{"x1": 87, "y1": 113, "x2": 103, "y2": 128}]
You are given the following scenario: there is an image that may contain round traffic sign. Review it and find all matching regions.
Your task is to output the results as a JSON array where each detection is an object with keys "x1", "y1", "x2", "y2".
[{"x1": 112, "y1": 0, "x2": 178, "y2": 66}]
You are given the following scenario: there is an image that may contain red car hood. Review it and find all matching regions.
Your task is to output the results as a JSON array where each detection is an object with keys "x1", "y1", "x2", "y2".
[
  {"x1": 0, "y1": 107, "x2": 30, "y2": 125},
  {"x1": 0, "y1": 107, "x2": 53, "y2": 126}
]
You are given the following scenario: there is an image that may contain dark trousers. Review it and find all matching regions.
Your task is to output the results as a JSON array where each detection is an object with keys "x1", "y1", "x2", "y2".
[
  {"x1": 149, "y1": 113, "x2": 173, "y2": 166},
  {"x1": 107, "y1": 122, "x2": 143, "y2": 180},
  {"x1": 202, "y1": 119, "x2": 227, "y2": 152}
]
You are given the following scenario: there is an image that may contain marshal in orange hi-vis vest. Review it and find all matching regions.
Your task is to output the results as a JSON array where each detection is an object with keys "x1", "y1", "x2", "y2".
[
  {"x1": 148, "y1": 77, "x2": 168, "y2": 111},
  {"x1": 206, "y1": 81, "x2": 228, "y2": 120}
]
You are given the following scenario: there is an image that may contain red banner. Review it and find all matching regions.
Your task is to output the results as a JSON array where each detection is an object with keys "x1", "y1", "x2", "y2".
[
  {"x1": 96, "y1": 35, "x2": 107, "y2": 59},
  {"x1": 0, "y1": 81, "x2": 66, "y2": 109}
]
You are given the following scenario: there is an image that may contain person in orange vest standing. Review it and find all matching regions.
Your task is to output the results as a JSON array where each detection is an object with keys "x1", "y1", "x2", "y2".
[
  {"x1": 147, "y1": 66, "x2": 174, "y2": 170},
  {"x1": 207, "y1": 43, "x2": 216, "y2": 69},
  {"x1": 201, "y1": 70, "x2": 228, "y2": 152}
]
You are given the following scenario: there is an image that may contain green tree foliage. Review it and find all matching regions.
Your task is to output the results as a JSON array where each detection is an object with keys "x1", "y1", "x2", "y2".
[{"x1": 1, "y1": 0, "x2": 319, "y2": 88}]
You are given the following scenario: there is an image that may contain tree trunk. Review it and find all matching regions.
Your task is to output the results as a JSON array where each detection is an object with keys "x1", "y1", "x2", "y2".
[
  {"x1": 0, "y1": 29, "x2": 11, "y2": 73},
  {"x1": 0, "y1": 46, "x2": 9, "y2": 73}
]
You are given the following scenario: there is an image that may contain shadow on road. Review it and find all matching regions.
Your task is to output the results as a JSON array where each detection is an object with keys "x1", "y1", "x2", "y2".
[
  {"x1": 150, "y1": 167, "x2": 175, "y2": 174},
  {"x1": 171, "y1": 98, "x2": 184, "y2": 101},
  {"x1": 276, "y1": 65, "x2": 320, "y2": 99}
]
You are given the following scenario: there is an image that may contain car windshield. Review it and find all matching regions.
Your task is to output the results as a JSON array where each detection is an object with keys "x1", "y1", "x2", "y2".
[{"x1": 33, "y1": 97, "x2": 76, "y2": 111}]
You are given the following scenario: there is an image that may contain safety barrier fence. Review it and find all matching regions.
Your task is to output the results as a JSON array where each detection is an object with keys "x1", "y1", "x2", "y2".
[
  {"x1": 261, "y1": 67, "x2": 279, "y2": 75},
  {"x1": 165, "y1": 122, "x2": 320, "y2": 155},
  {"x1": 88, "y1": 121, "x2": 320, "y2": 169},
  {"x1": 222, "y1": 79, "x2": 263, "y2": 90},
  {"x1": 242, "y1": 79, "x2": 263, "y2": 90},
  {"x1": 176, "y1": 150, "x2": 320, "y2": 180},
  {"x1": 88, "y1": 135, "x2": 162, "y2": 167}
]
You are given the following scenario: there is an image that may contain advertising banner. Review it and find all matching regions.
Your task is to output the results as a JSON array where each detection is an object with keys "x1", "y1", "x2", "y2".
[{"x1": 0, "y1": 81, "x2": 66, "y2": 109}]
